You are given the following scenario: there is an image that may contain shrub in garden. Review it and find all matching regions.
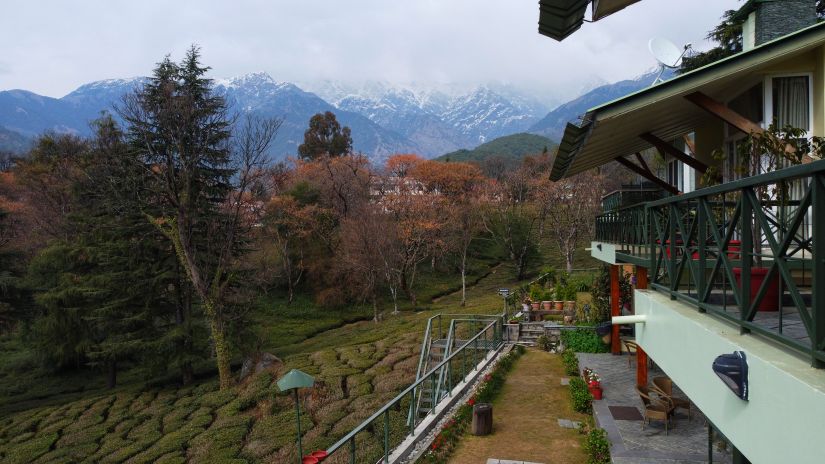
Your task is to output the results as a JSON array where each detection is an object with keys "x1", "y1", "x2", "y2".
[
  {"x1": 561, "y1": 349, "x2": 579, "y2": 376},
  {"x1": 584, "y1": 427, "x2": 611, "y2": 464},
  {"x1": 561, "y1": 329, "x2": 608, "y2": 353},
  {"x1": 569, "y1": 377, "x2": 592, "y2": 413}
]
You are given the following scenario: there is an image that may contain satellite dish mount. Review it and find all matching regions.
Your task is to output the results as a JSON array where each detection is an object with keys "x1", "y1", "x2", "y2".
[{"x1": 649, "y1": 37, "x2": 692, "y2": 85}]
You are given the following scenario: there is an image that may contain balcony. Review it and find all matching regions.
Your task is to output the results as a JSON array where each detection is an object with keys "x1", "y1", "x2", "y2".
[
  {"x1": 594, "y1": 160, "x2": 825, "y2": 367},
  {"x1": 600, "y1": 184, "x2": 665, "y2": 212}
]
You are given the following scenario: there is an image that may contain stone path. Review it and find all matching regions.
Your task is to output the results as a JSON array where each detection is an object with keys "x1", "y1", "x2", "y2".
[{"x1": 577, "y1": 353, "x2": 733, "y2": 464}]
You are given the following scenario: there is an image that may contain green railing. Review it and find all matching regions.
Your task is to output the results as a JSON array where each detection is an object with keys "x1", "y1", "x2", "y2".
[
  {"x1": 324, "y1": 314, "x2": 505, "y2": 463},
  {"x1": 595, "y1": 160, "x2": 825, "y2": 367},
  {"x1": 601, "y1": 187, "x2": 664, "y2": 212}
]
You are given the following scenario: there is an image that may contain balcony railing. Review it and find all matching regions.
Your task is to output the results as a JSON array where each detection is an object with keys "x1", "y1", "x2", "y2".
[
  {"x1": 601, "y1": 186, "x2": 664, "y2": 212},
  {"x1": 594, "y1": 160, "x2": 825, "y2": 367}
]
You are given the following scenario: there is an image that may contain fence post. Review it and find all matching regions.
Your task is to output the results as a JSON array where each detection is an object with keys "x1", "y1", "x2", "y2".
[
  {"x1": 384, "y1": 410, "x2": 390, "y2": 463},
  {"x1": 741, "y1": 188, "x2": 752, "y2": 333},
  {"x1": 811, "y1": 175, "x2": 825, "y2": 367}
]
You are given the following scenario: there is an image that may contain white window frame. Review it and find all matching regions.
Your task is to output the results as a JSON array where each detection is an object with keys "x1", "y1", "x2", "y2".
[{"x1": 763, "y1": 72, "x2": 814, "y2": 134}]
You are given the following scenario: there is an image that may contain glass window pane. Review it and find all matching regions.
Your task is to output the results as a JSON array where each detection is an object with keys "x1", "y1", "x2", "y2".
[{"x1": 773, "y1": 76, "x2": 810, "y2": 130}]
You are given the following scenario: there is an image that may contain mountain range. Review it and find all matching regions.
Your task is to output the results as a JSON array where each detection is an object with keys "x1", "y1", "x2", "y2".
[{"x1": 0, "y1": 69, "x2": 666, "y2": 163}]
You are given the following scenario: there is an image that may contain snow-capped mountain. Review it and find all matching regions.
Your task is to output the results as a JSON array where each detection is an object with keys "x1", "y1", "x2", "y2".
[
  {"x1": 0, "y1": 73, "x2": 420, "y2": 163},
  {"x1": 305, "y1": 80, "x2": 550, "y2": 149}
]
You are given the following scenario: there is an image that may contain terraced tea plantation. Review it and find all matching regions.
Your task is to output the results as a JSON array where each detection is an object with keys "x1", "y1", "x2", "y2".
[{"x1": 0, "y1": 266, "x2": 514, "y2": 463}]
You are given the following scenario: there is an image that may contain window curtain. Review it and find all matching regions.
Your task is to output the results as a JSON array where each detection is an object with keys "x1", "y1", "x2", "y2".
[{"x1": 774, "y1": 76, "x2": 809, "y2": 130}]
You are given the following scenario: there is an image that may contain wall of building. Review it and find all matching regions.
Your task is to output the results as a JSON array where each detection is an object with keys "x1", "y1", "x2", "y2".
[
  {"x1": 634, "y1": 290, "x2": 825, "y2": 464},
  {"x1": 755, "y1": 0, "x2": 816, "y2": 45}
]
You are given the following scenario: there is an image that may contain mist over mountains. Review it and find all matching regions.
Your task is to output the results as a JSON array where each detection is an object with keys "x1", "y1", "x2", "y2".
[{"x1": 0, "y1": 70, "x2": 663, "y2": 162}]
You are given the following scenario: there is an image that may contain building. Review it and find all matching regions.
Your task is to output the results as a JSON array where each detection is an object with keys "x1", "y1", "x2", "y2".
[{"x1": 547, "y1": 1, "x2": 825, "y2": 463}]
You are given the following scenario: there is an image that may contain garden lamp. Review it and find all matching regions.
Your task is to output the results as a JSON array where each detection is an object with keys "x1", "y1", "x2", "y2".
[{"x1": 277, "y1": 369, "x2": 315, "y2": 462}]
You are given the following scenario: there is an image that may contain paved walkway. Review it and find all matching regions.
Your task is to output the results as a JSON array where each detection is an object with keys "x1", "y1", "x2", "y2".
[
  {"x1": 577, "y1": 353, "x2": 733, "y2": 464},
  {"x1": 447, "y1": 349, "x2": 588, "y2": 464}
]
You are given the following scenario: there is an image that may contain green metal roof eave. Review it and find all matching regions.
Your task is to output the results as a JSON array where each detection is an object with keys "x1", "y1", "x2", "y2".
[
  {"x1": 550, "y1": 121, "x2": 592, "y2": 180},
  {"x1": 549, "y1": 20, "x2": 825, "y2": 180},
  {"x1": 538, "y1": 0, "x2": 590, "y2": 41},
  {"x1": 584, "y1": 20, "x2": 825, "y2": 117}
]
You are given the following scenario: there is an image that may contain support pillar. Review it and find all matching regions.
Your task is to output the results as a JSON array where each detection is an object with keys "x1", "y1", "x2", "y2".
[
  {"x1": 610, "y1": 265, "x2": 621, "y2": 354},
  {"x1": 635, "y1": 266, "x2": 649, "y2": 387}
]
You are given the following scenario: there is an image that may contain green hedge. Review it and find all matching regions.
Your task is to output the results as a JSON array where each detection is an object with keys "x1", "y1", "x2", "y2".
[
  {"x1": 584, "y1": 427, "x2": 610, "y2": 464},
  {"x1": 569, "y1": 377, "x2": 592, "y2": 414},
  {"x1": 561, "y1": 329, "x2": 609, "y2": 353},
  {"x1": 561, "y1": 349, "x2": 579, "y2": 377}
]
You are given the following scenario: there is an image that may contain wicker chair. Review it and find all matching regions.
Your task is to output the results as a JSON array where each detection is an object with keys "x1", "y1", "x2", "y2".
[
  {"x1": 622, "y1": 339, "x2": 638, "y2": 367},
  {"x1": 636, "y1": 385, "x2": 673, "y2": 434},
  {"x1": 652, "y1": 376, "x2": 692, "y2": 420}
]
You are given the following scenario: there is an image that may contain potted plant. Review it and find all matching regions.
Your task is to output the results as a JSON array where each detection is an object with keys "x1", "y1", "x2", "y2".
[
  {"x1": 554, "y1": 283, "x2": 564, "y2": 311},
  {"x1": 582, "y1": 367, "x2": 603, "y2": 400},
  {"x1": 564, "y1": 285, "x2": 577, "y2": 311}
]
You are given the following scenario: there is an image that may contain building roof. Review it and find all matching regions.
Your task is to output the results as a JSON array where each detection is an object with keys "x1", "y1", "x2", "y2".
[
  {"x1": 550, "y1": 20, "x2": 825, "y2": 181},
  {"x1": 538, "y1": 0, "x2": 641, "y2": 41}
]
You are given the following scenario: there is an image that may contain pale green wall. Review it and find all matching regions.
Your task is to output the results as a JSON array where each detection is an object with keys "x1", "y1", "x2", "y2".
[{"x1": 634, "y1": 290, "x2": 825, "y2": 464}]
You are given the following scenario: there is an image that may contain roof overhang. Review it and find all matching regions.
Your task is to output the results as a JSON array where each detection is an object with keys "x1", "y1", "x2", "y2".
[
  {"x1": 538, "y1": 0, "x2": 590, "y2": 41},
  {"x1": 538, "y1": 0, "x2": 641, "y2": 41},
  {"x1": 550, "y1": 21, "x2": 825, "y2": 181},
  {"x1": 592, "y1": 0, "x2": 642, "y2": 21}
]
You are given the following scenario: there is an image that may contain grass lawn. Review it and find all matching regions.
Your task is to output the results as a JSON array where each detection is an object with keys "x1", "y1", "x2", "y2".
[{"x1": 447, "y1": 349, "x2": 589, "y2": 464}]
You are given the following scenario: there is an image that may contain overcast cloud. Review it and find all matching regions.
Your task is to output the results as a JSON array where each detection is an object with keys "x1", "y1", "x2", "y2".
[{"x1": 1, "y1": 0, "x2": 741, "y2": 101}]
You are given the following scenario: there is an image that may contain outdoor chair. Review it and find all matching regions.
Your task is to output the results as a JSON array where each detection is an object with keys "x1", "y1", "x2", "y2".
[
  {"x1": 636, "y1": 385, "x2": 673, "y2": 435},
  {"x1": 622, "y1": 339, "x2": 638, "y2": 367},
  {"x1": 652, "y1": 376, "x2": 692, "y2": 420}
]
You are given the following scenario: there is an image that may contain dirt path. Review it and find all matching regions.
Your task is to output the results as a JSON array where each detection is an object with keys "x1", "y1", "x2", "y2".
[{"x1": 447, "y1": 349, "x2": 589, "y2": 464}]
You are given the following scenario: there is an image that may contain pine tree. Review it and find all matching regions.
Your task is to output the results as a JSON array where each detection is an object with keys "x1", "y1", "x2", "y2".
[{"x1": 120, "y1": 46, "x2": 278, "y2": 389}]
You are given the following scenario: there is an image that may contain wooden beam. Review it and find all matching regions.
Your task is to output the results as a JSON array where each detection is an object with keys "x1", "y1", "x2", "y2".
[
  {"x1": 615, "y1": 157, "x2": 680, "y2": 194},
  {"x1": 684, "y1": 91, "x2": 764, "y2": 135},
  {"x1": 640, "y1": 132, "x2": 710, "y2": 174},
  {"x1": 610, "y1": 264, "x2": 621, "y2": 355},
  {"x1": 635, "y1": 266, "x2": 649, "y2": 387},
  {"x1": 634, "y1": 152, "x2": 651, "y2": 173}
]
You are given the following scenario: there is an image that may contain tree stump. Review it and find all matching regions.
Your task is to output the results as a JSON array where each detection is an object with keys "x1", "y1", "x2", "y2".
[{"x1": 471, "y1": 403, "x2": 493, "y2": 436}]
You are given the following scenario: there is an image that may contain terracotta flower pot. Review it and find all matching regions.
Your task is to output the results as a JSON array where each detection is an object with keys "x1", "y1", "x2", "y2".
[
  {"x1": 531, "y1": 302, "x2": 541, "y2": 310},
  {"x1": 542, "y1": 301, "x2": 552, "y2": 310},
  {"x1": 564, "y1": 301, "x2": 576, "y2": 311},
  {"x1": 554, "y1": 301, "x2": 564, "y2": 311}
]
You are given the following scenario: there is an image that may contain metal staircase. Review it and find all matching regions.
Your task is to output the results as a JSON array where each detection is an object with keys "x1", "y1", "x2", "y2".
[{"x1": 407, "y1": 314, "x2": 502, "y2": 426}]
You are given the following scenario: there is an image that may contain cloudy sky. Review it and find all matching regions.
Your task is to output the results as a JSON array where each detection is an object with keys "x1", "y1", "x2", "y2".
[{"x1": 1, "y1": 0, "x2": 741, "y2": 102}]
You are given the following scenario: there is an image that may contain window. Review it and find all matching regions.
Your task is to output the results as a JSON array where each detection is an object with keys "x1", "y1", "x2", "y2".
[
  {"x1": 768, "y1": 75, "x2": 811, "y2": 131},
  {"x1": 667, "y1": 159, "x2": 683, "y2": 191}
]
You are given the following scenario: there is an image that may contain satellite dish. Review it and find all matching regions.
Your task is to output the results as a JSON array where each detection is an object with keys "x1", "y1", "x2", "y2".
[{"x1": 648, "y1": 37, "x2": 692, "y2": 85}]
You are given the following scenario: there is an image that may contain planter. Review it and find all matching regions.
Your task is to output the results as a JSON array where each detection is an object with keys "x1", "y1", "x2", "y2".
[
  {"x1": 505, "y1": 323, "x2": 520, "y2": 342},
  {"x1": 588, "y1": 385, "x2": 603, "y2": 400},
  {"x1": 656, "y1": 239, "x2": 699, "y2": 259},
  {"x1": 554, "y1": 301, "x2": 564, "y2": 311},
  {"x1": 595, "y1": 321, "x2": 612, "y2": 336},
  {"x1": 564, "y1": 300, "x2": 576, "y2": 311},
  {"x1": 733, "y1": 267, "x2": 780, "y2": 312},
  {"x1": 727, "y1": 239, "x2": 741, "y2": 260},
  {"x1": 542, "y1": 300, "x2": 553, "y2": 310},
  {"x1": 531, "y1": 302, "x2": 541, "y2": 311},
  {"x1": 302, "y1": 458, "x2": 319, "y2": 464}
]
